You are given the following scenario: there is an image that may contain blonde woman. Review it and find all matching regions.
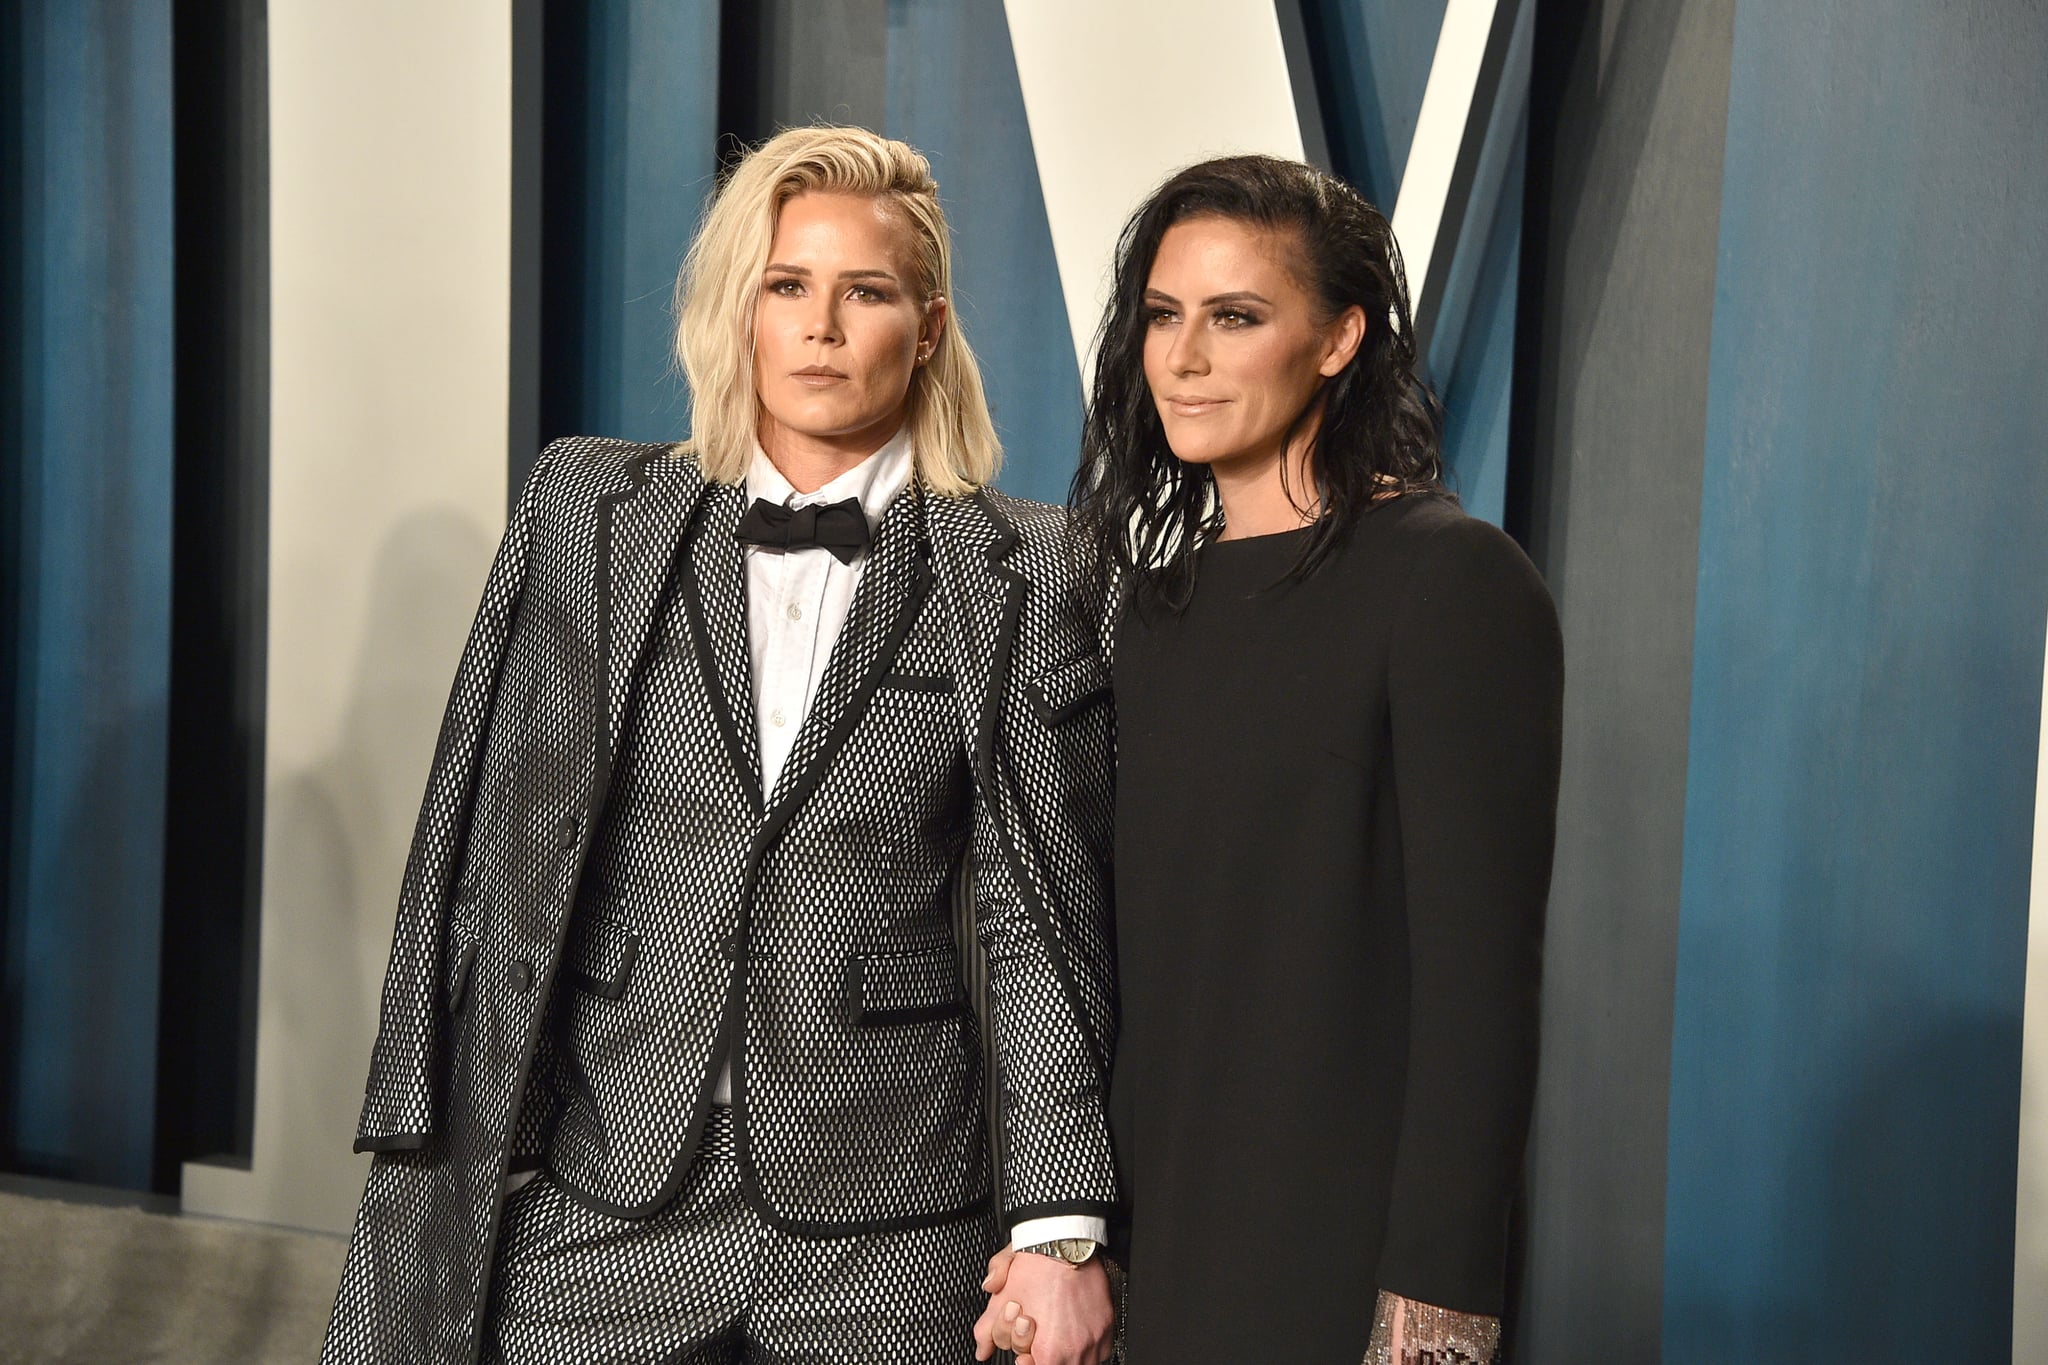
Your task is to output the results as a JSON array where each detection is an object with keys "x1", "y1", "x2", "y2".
[{"x1": 323, "y1": 126, "x2": 1118, "y2": 1365}]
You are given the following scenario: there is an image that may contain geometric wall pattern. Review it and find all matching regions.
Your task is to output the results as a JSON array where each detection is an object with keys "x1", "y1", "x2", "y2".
[{"x1": 6, "y1": 7, "x2": 2046, "y2": 1364}]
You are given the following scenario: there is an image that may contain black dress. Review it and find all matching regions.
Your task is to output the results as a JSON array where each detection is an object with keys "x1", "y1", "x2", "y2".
[{"x1": 1107, "y1": 495, "x2": 1562, "y2": 1361}]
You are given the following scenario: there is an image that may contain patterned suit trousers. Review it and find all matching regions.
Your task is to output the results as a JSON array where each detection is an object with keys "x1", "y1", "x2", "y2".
[{"x1": 482, "y1": 1107, "x2": 1002, "y2": 1364}]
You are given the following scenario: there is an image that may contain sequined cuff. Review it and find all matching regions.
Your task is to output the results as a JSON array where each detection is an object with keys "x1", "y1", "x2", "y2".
[
  {"x1": 1363, "y1": 1290, "x2": 1501, "y2": 1365},
  {"x1": 1106, "y1": 1254, "x2": 1128, "y2": 1362}
]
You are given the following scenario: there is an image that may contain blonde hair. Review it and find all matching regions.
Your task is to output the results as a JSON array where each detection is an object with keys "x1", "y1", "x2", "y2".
[{"x1": 673, "y1": 125, "x2": 1001, "y2": 495}]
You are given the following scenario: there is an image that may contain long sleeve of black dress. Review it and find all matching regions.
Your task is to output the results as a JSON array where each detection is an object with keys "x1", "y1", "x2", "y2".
[{"x1": 1376, "y1": 512, "x2": 1564, "y2": 1307}]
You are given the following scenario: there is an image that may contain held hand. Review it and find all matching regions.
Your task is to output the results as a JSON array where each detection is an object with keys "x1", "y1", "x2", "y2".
[
  {"x1": 973, "y1": 1248, "x2": 1114, "y2": 1365},
  {"x1": 981, "y1": 1243, "x2": 1017, "y2": 1297},
  {"x1": 972, "y1": 1246, "x2": 1017, "y2": 1360}
]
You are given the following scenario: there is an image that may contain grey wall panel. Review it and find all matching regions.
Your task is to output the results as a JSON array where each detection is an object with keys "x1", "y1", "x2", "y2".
[
  {"x1": 734, "y1": 0, "x2": 888, "y2": 135},
  {"x1": 1515, "y1": 0, "x2": 1733, "y2": 1358}
]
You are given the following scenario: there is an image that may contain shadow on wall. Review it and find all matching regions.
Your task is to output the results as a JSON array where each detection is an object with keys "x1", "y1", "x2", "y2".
[
  {"x1": 1522, "y1": 0, "x2": 1701, "y2": 578},
  {"x1": 1515, "y1": 0, "x2": 1726, "y2": 1358},
  {"x1": 246, "y1": 506, "x2": 495, "y2": 1234}
]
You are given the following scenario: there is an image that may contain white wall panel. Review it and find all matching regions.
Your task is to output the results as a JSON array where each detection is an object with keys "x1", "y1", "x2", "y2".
[
  {"x1": 2018, "y1": 614, "x2": 2048, "y2": 1362},
  {"x1": 1001, "y1": 0, "x2": 1305, "y2": 378},
  {"x1": 1390, "y1": 0, "x2": 1505, "y2": 323},
  {"x1": 181, "y1": 0, "x2": 512, "y2": 1235}
]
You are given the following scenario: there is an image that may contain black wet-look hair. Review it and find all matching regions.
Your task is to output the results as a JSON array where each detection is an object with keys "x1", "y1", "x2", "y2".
[{"x1": 1070, "y1": 154, "x2": 1448, "y2": 609}]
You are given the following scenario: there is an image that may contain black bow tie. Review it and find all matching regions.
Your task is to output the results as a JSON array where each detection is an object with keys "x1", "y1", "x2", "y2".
[{"x1": 734, "y1": 496, "x2": 871, "y2": 564}]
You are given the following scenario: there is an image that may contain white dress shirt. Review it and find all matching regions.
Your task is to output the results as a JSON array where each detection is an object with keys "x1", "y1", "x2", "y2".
[
  {"x1": 731, "y1": 431, "x2": 1104, "y2": 1254},
  {"x1": 740, "y1": 429, "x2": 917, "y2": 801}
]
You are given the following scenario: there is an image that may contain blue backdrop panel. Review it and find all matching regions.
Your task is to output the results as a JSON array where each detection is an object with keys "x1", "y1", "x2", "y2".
[
  {"x1": 1664, "y1": 2, "x2": 2048, "y2": 1357},
  {"x1": 1306, "y1": 0, "x2": 1447, "y2": 210},
  {"x1": 883, "y1": 0, "x2": 1082, "y2": 506},
  {"x1": 5, "y1": 0, "x2": 175, "y2": 1188},
  {"x1": 1432, "y1": 127, "x2": 1521, "y2": 529},
  {"x1": 571, "y1": 0, "x2": 720, "y2": 442},
  {"x1": 1306, "y1": 0, "x2": 1518, "y2": 526}
]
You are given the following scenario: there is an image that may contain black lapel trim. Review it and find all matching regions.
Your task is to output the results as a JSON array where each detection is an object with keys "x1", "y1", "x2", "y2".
[
  {"x1": 969, "y1": 490, "x2": 1026, "y2": 798},
  {"x1": 601, "y1": 458, "x2": 700, "y2": 764},
  {"x1": 352, "y1": 1132, "x2": 427, "y2": 1154},
  {"x1": 585, "y1": 455, "x2": 651, "y2": 803},
  {"x1": 681, "y1": 489, "x2": 765, "y2": 818},
  {"x1": 742, "y1": 545, "x2": 934, "y2": 871}
]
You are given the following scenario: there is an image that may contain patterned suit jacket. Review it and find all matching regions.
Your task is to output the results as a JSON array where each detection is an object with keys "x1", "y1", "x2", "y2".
[{"x1": 324, "y1": 437, "x2": 1117, "y2": 1363}]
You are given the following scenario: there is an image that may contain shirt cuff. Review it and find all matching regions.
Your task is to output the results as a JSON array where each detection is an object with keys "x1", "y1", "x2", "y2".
[{"x1": 1009, "y1": 1214, "x2": 1110, "y2": 1251}]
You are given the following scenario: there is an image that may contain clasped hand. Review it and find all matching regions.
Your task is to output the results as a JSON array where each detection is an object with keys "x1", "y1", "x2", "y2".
[{"x1": 972, "y1": 1244, "x2": 1115, "y2": 1365}]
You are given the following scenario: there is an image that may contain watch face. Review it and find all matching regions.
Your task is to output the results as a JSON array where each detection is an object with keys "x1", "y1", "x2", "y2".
[
  {"x1": 1020, "y1": 1237, "x2": 1098, "y2": 1265},
  {"x1": 1052, "y1": 1238, "x2": 1097, "y2": 1265}
]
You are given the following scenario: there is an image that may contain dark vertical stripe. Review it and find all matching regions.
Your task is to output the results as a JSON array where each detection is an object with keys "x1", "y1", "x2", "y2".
[
  {"x1": 508, "y1": 0, "x2": 544, "y2": 496},
  {"x1": 740, "y1": 0, "x2": 887, "y2": 137},
  {"x1": 1431, "y1": 125, "x2": 1522, "y2": 528},
  {"x1": 537, "y1": 0, "x2": 593, "y2": 461},
  {"x1": 1272, "y1": 0, "x2": 1335, "y2": 172},
  {"x1": 156, "y1": 0, "x2": 268, "y2": 1190},
  {"x1": 713, "y1": 0, "x2": 762, "y2": 173}
]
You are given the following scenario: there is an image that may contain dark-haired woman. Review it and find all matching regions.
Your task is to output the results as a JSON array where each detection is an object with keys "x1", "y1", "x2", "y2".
[{"x1": 996, "y1": 156, "x2": 1561, "y2": 1363}]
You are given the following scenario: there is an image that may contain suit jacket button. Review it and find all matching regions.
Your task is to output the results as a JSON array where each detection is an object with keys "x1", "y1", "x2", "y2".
[
  {"x1": 555, "y1": 815, "x2": 580, "y2": 850},
  {"x1": 508, "y1": 959, "x2": 535, "y2": 993}
]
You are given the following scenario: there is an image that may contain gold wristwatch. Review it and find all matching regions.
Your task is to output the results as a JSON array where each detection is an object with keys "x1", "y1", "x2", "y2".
[{"x1": 1016, "y1": 1237, "x2": 1100, "y2": 1266}]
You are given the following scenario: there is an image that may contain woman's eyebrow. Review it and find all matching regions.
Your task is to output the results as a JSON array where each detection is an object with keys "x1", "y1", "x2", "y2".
[
  {"x1": 762, "y1": 264, "x2": 901, "y2": 283},
  {"x1": 1143, "y1": 288, "x2": 1273, "y2": 308}
]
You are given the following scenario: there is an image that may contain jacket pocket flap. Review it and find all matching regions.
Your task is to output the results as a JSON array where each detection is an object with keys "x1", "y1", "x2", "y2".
[
  {"x1": 878, "y1": 672, "x2": 956, "y2": 693},
  {"x1": 850, "y1": 945, "x2": 965, "y2": 1026},
  {"x1": 566, "y1": 915, "x2": 641, "y2": 1000},
  {"x1": 1029, "y1": 654, "x2": 1110, "y2": 726}
]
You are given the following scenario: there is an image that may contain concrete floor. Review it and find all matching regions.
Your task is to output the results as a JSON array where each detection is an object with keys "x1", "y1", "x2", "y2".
[{"x1": 0, "y1": 1184, "x2": 344, "y2": 1364}]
